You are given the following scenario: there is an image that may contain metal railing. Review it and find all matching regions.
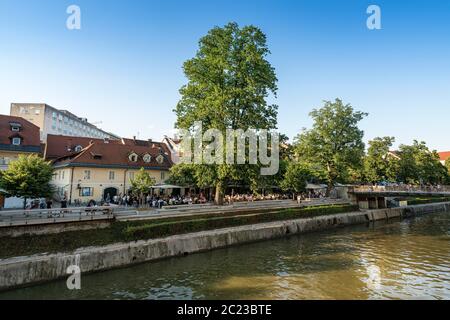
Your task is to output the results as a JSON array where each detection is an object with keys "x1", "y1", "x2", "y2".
[
  {"x1": 352, "y1": 185, "x2": 450, "y2": 193},
  {"x1": 0, "y1": 205, "x2": 118, "y2": 227}
]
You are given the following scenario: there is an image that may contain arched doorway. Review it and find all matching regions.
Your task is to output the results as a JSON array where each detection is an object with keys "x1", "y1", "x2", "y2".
[{"x1": 103, "y1": 187, "x2": 118, "y2": 202}]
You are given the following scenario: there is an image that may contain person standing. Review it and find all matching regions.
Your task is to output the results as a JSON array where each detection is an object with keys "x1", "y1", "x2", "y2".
[{"x1": 61, "y1": 197, "x2": 68, "y2": 208}]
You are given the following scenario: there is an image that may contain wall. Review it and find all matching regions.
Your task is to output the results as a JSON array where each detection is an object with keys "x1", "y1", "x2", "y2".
[
  {"x1": 51, "y1": 166, "x2": 169, "y2": 203},
  {"x1": 10, "y1": 104, "x2": 46, "y2": 140},
  {"x1": 0, "y1": 219, "x2": 112, "y2": 237},
  {"x1": 1, "y1": 202, "x2": 448, "y2": 291}
]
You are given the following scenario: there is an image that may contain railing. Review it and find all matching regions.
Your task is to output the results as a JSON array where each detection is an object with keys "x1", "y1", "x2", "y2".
[
  {"x1": 0, "y1": 205, "x2": 118, "y2": 227},
  {"x1": 352, "y1": 185, "x2": 450, "y2": 193}
]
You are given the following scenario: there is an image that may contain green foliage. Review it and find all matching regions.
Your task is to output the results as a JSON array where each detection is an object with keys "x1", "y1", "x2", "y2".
[
  {"x1": 397, "y1": 141, "x2": 448, "y2": 184},
  {"x1": 122, "y1": 204, "x2": 358, "y2": 241},
  {"x1": 294, "y1": 99, "x2": 368, "y2": 192},
  {"x1": 406, "y1": 197, "x2": 450, "y2": 206},
  {"x1": 0, "y1": 154, "x2": 54, "y2": 207},
  {"x1": 280, "y1": 162, "x2": 312, "y2": 193},
  {"x1": 174, "y1": 22, "x2": 279, "y2": 204},
  {"x1": 130, "y1": 168, "x2": 156, "y2": 197},
  {"x1": 167, "y1": 163, "x2": 198, "y2": 187},
  {"x1": 364, "y1": 137, "x2": 399, "y2": 183}
]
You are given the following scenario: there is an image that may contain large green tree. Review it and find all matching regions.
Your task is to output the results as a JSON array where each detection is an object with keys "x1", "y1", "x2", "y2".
[
  {"x1": 0, "y1": 154, "x2": 54, "y2": 209},
  {"x1": 397, "y1": 141, "x2": 448, "y2": 184},
  {"x1": 174, "y1": 22, "x2": 278, "y2": 204},
  {"x1": 364, "y1": 136, "x2": 399, "y2": 183},
  {"x1": 294, "y1": 99, "x2": 367, "y2": 194}
]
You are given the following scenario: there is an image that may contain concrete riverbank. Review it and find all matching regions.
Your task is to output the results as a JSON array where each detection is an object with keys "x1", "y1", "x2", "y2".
[{"x1": 1, "y1": 202, "x2": 449, "y2": 291}]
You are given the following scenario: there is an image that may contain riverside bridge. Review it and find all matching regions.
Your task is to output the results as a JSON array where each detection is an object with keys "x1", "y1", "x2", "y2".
[{"x1": 347, "y1": 186, "x2": 450, "y2": 209}]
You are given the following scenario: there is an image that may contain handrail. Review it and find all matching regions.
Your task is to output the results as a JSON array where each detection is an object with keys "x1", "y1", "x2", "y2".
[
  {"x1": 0, "y1": 205, "x2": 118, "y2": 226},
  {"x1": 351, "y1": 185, "x2": 450, "y2": 193}
]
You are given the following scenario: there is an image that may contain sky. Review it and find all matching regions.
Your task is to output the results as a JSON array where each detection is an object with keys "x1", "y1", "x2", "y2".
[{"x1": 0, "y1": 0, "x2": 449, "y2": 150}]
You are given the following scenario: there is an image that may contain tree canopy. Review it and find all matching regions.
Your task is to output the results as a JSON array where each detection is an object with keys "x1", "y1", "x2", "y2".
[
  {"x1": 173, "y1": 22, "x2": 279, "y2": 204},
  {"x1": 0, "y1": 154, "x2": 54, "y2": 208},
  {"x1": 364, "y1": 137, "x2": 398, "y2": 183},
  {"x1": 130, "y1": 168, "x2": 156, "y2": 203},
  {"x1": 294, "y1": 99, "x2": 367, "y2": 194},
  {"x1": 396, "y1": 141, "x2": 448, "y2": 184}
]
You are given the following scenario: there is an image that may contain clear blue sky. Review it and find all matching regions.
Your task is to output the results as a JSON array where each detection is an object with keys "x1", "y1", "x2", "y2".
[{"x1": 1, "y1": 0, "x2": 449, "y2": 150}]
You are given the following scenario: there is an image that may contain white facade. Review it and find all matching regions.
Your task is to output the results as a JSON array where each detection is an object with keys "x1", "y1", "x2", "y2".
[{"x1": 10, "y1": 103, "x2": 119, "y2": 141}]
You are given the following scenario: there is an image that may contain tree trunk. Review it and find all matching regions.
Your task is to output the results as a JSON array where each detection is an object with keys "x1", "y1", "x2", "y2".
[
  {"x1": 326, "y1": 181, "x2": 333, "y2": 197},
  {"x1": 215, "y1": 184, "x2": 224, "y2": 206}
]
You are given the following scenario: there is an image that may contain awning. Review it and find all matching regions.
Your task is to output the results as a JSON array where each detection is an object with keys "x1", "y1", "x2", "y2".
[
  {"x1": 151, "y1": 184, "x2": 184, "y2": 189},
  {"x1": 306, "y1": 183, "x2": 327, "y2": 190}
]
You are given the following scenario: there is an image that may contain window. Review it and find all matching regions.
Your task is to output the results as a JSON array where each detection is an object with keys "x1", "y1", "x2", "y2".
[
  {"x1": 12, "y1": 137, "x2": 21, "y2": 146},
  {"x1": 79, "y1": 187, "x2": 93, "y2": 197},
  {"x1": 11, "y1": 126, "x2": 20, "y2": 132},
  {"x1": 143, "y1": 154, "x2": 152, "y2": 163},
  {"x1": 52, "y1": 112, "x2": 57, "y2": 119},
  {"x1": 62, "y1": 171, "x2": 65, "y2": 180},
  {"x1": 156, "y1": 155, "x2": 164, "y2": 164},
  {"x1": 161, "y1": 172, "x2": 166, "y2": 181},
  {"x1": 129, "y1": 152, "x2": 138, "y2": 162},
  {"x1": 74, "y1": 145, "x2": 82, "y2": 152},
  {"x1": 129, "y1": 172, "x2": 135, "y2": 181},
  {"x1": 109, "y1": 171, "x2": 115, "y2": 180},
  {"x1": 0, "y1": 157, "x2": 9, "y2": 165},
  {"x1": 35, "y1": 109, "x2": 40, "y2": 115},
  {"x1": 84, "y1": 170, "x2": 91, "y2": 180}
]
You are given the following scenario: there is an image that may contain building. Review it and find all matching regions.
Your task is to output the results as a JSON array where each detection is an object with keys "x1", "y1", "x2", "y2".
[
  {"x1": 46, "y1": 135, "x2": 173, "y2": 204},
  {"x1": 0, "y1": 115, "x2": 42, "y2": 209},
  {"x1": 438, "y1": 151, "x2": 450, "y2": 165},
  {"x1": 10, "y1": 103, "x2": 120, "y2": 142}
]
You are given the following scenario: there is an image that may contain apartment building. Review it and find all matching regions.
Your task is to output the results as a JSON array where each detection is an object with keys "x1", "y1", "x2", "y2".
[{"x1": 10, "y1": 103, "x2": 120, "y2": 141}]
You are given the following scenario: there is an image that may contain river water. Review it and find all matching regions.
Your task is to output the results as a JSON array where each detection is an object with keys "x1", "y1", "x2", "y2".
[{"x1": 1, "y1": 211, "x2": 449, "y2": 300}]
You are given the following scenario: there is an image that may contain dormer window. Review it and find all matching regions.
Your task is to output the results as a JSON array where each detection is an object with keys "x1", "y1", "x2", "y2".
[
  {"x1": 156, "y1": 154, "x2": 164, "y2": 164},
  {"x1": 9, "y1": 122, "x2": 22, "y2": 132},
  {"x1": 74, "y1": 145, "x2": 82, "y2": 152},
  {"x1": 12, "y1": 137, "x2": 21, "y2": 146},
  {"x1": 143, "y1": 153, "x2": 152, "y2": 163},
  {"x1": 129, "y1": 152, "x2": 138, "y2": 162}
]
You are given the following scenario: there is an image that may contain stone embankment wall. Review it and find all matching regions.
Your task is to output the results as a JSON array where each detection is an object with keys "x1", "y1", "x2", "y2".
[{"x1": 1, "y1": 202, "x2": 449, "y2": 291}]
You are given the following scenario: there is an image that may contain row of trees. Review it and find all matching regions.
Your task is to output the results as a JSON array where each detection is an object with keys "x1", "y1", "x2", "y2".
[{"x1": 168, "y1": 22, "x2": 449, "y2": 203}]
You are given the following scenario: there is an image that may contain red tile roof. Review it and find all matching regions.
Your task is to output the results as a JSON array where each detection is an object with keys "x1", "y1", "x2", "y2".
[
  {"x1": 44, "y1": 135, "x2": 124, "y2": 160},
  {"x1": 438, "y1": 151, "x2": 450, "y2": 162},
  {"x1": 48, "y1": 135, "x2": 173, "y2": 170},
  {"x1": 0, "y1": 115, "x2": 41, "y2": 151}
]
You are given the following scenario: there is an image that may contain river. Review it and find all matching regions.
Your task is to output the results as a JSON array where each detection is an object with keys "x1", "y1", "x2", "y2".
[{"x1": 1, "y1": 211, "x2": 449, "y2": 300}]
